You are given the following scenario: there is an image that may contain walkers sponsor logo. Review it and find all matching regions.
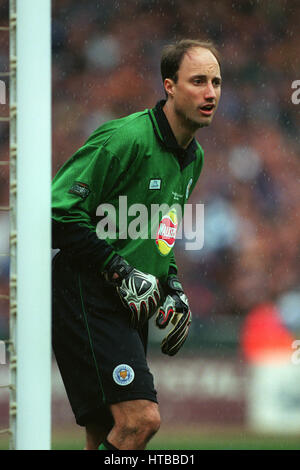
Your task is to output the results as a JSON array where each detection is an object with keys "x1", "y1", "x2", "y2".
[
  {"x1": 113, "y1": 364, "x2": 135, "y2": 386},
  {"x1": 156, "y1": 208, "x2": 178, "y2": 256}
]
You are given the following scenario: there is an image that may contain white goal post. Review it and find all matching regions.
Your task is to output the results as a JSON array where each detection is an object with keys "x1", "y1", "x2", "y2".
[{"x1": 9, "y1": 0, "x2": 52, "y2": 450}]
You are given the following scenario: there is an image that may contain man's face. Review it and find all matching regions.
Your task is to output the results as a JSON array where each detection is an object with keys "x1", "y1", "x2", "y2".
[{"x1": 166, "y1": 47, "x2": 221, "y2": 129}]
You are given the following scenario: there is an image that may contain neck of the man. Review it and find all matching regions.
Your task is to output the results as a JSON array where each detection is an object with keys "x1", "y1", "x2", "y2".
[{"x1": 163, "y1": 100, "x2": 197, "y2": 149}]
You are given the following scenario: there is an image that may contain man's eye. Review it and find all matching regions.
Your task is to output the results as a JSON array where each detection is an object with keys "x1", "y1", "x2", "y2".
[{"x1": 194, "y1": 78, "x2": 205, "y2": 85}]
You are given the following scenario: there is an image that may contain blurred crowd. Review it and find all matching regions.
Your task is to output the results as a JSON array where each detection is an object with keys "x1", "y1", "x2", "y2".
[{"x1": 0, "y1": 0, "x2": 299, "y2": 338}]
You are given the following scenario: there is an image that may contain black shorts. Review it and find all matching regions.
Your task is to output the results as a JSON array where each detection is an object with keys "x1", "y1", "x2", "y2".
[{"x1": 52, "y1": 252, "x2": 158, "y2": 429}]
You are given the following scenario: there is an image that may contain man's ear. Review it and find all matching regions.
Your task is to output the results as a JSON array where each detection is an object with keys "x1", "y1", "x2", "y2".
[{"x1": 164, "y1": 78, "x2": 175, "y2": 98}]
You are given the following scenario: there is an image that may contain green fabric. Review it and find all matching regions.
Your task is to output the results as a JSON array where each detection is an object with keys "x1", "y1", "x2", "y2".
[
  {"x1": 52, "y1": 108, "x2": 204, "y2": 283},
  {"x1": 98, "y1": 442, "x2": 109, "y2": 450},
  {"x1": 98, "y1": 439, "x2": 118, "y2": 450}
]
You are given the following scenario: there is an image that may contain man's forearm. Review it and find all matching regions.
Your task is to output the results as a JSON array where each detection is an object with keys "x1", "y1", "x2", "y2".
[{"x1": 52, "y1": 219, "x2": 115, "y2": 269}]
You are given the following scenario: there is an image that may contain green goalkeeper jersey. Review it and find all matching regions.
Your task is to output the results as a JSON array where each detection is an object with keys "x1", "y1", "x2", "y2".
[{"x1": 52, "y1": 100, "x2": 204, "y2": 284}]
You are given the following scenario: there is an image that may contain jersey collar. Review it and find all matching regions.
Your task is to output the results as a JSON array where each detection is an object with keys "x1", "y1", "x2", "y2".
[{"x1": 149, "y1": 100, "x2": 198, "y2": 168}]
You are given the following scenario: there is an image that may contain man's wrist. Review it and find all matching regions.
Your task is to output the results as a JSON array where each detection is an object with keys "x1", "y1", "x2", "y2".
[
  {"x1": 166, "y1": 275, "x2": 184, "y2": 295},
  {"x1": 101, "y1": 251, "x2": 118, "y2": 270},
  {"x1": 103, "y1": 254, "x2": 133, "y2": 284}
]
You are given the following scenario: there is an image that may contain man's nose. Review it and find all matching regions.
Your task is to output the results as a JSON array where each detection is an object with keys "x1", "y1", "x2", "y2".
[{"x1": 204, "y1": 82, "x2": 216, "y2": 100}]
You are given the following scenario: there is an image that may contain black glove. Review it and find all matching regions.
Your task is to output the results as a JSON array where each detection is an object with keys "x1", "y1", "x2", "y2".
[
  {"x1": 103, "y1": 254, "x2": 162, "y2": 329},
  {"x1": 156, "y1": 276, "x2": 192, "y2": 356}
]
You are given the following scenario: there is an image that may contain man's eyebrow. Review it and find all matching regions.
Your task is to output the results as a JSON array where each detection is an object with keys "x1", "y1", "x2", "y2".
[{"x1": 191, "y1": 74, "x2": 222, "y2": 82}]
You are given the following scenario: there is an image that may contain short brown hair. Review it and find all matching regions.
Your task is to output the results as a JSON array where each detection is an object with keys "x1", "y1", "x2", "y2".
[{"x1": 160, "y1": 39, "x2": 221, "y2": 84}]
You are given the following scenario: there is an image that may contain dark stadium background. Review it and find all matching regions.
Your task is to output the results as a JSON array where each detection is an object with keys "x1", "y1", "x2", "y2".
[{"x1": 0, "y1": 0, "x2": 300, "y2": 450}]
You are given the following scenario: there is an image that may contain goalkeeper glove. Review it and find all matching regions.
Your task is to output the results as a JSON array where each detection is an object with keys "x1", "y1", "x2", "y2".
[
  {"x1": 103, "y1": 254, "x2": 162, "y2": 329},
  {"x1": 156, "y1": 276, "x2": 192, "y2": 356}
]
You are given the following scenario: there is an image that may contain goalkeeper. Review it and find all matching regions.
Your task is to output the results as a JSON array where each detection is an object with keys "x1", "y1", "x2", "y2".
[{"x1": 52, "y1": 39, "x2": 221, "y2": 450}]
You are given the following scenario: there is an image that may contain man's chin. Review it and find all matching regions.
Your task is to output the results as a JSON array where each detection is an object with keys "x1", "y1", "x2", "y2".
[
  {"x1": 198, "y1": 120, "x2": 211, "y2": 128},
  {"x1": 185, "y1": 115, "x2": 212, "y2": 130},
  {"x1": 175, "y1": 107, "x2": 214, "y2": 130},
  {"x1": 197, "y1": 116, "x2": 215, "y2": 128},
  {"x1": 192, "y1": 111, "x2": 215, "y2": 128},
  {"x1": 191, "y1": 118, "x2": 211, "y2": 129}
]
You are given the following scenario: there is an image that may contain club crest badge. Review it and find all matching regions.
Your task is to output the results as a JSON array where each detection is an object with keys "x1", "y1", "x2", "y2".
[
  {"x1": 155, "y1": 208, "x2": 178, "y2": 256},
  {"x1": 113, "y1": 364, "x2": 135, "y2": 386}
]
